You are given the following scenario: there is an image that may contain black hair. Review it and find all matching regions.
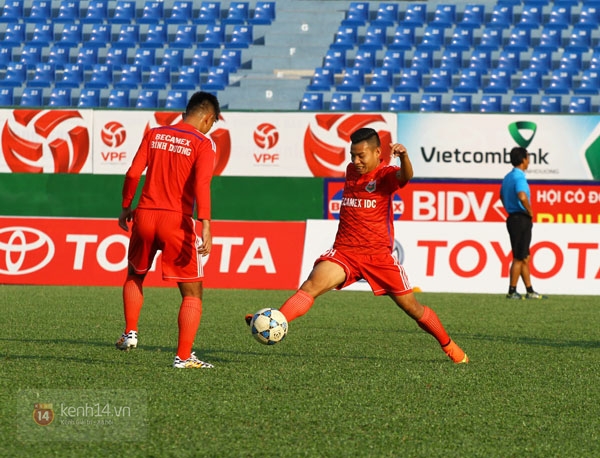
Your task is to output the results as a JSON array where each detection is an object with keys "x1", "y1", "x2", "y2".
[
  {"x1": 350, "y1": 127, "x2": 380, "y2": 147},
  {"x1": 510, "y1": 146, "x2": 528, "y2": 166},
  {"x1": 185, "y1": 91, "x2": 221, "y2": 119}
]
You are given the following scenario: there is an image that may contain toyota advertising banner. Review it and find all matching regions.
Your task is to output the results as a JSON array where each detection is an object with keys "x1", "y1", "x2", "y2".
[
  {"x1": 300, "y1": 220, "x2": 600, "y2": 295},
  {"x1": 0, "y1": 217, "x2": 305, "y2": 290}
]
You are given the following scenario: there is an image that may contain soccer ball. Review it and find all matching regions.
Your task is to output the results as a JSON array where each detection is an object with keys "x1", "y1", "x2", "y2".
[{"x1": 250, "y1": 308, "x2": 288, "y2": 345}]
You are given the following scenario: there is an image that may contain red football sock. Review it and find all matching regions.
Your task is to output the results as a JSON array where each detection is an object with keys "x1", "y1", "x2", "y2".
[
  {"x1": 417, "y1": 306, "x2": 451, "y2": 347},
  {"x1": 279, "y1": 290, "x2": 314, "y2": 322},
  {"x1": 123, "y1": 275, "x2": 144, "y2": 332},
  {"x1": 176, "y1": 297, "x2": 202, "y2": 360}
]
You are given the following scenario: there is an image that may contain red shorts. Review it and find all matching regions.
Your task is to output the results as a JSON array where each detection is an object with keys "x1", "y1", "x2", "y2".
[
  {"x1": 316, "y1": 248, "x2": 412, "y2": 296},
  {"x1": 128, "y1": 208, "x2": 203, "y2": 282}
]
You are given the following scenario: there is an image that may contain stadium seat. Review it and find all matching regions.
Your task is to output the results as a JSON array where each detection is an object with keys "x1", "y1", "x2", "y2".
[
  {"x1": 161, "y1": 48, "x2": 184, "y2": 68},
  {"x1": 24, "y1": 2, "x2": 51, "y2": 24},
  {"x1": 410, "y1": 49, "x2": 434, "y2": 72},
  {"x1": 479, "y1": 94, "x2": 503, "y2": 112},
  {"x1": 0, "y1": 46, "x2": 12, "y2": 68},
  {"x1": 566, "y1": 27, "x2": 592, "y2": 53},
  {"x1": 112, "y1": 1, "x2": 136, "y2": 23},
  {"x1": 171, "y1": 25, "x2": 197, "y2": 48},
  {"x1": 165, "y1": 89, "x2": 188, "y2": 109},
  {"x1": 114, "y1": 64, "x2": 142, "y2": 89},
  {"x1": 388, "y1": 26, "x2": 415, "y2": 51},
  {"x1": 49, "y1": 88, "x2": 72, "y2": 107},
  {"x1": 226, "y1": 25, "x2": 253, "y2": 48},
  {"x1": 0, "y1": 0, "x2": 23, "y2": 23},
  {"x1": 222, "y1": 1, "x2": 249, "y2": 24},
  {"x1": 505, "y1": 28, "x2": 532, "y2": 52},
  {"x1": 477, "y1": 28, "x2": 503, "y2": 51},
  {"x1": 114, "y1": 24, "x2": 140, "y2": 49},
  {"x1": 76, "y1": 47, "x2": 99, "y2": 69},
  {"x1": 107, "y1": 89, "x2": 130, "y2": 108},
  {"x1": 134, "y1": 48, "x2": 156, "y2": 69},
  {"x1": 202, "y1": 66, "x2": 229, "y2": 91},
  {"x1": 546, "y1": 4, "x2": 572, "y2": 29},
  {"x1": 487, "y1": 4, "x2": 513, "y2": 28},
  {"x1": 574, "y1": 69, "x2": 600, "y2": 95},
  {"x1": 300, "y1": 92, "x2": 324, "y2": 111},
  {"x1": 88, "y1": 24, "x2": 111, "y2": 48},
  {"x1": 55, "y1": 0, "x2": 80, "y2": 23},
  {"x1": 454, "y1": 68, "x2": 482, "y2": 93},
  {"x1": 336, "y1": 67, "x2": 364, "y2": 92},
  {"x1": 20, "y1": 87, "x2": 43, "y2": 107},
  {"x1": 141, "y1": 24, "x2": 168, "y2": 49},
  {"x1": 371, "y1": 3, "x2": 399, "y2": 27},
  {"x1": 517, "y1": 4, "x2": 543, "y2": 29},
  {"x1": 360, "y1": 25, "x2": 388, "y2": 51},
  {"x1": 143, "y1": 65, "x2": 170, "y2": 89},
  {"x1": 423, "y1": 68, "x2": 452, "y2": 93},
  {"x1": 459, "y1": 4, "x2": 485, "y2": 28},
  {"x1": 450, "y1": 94, "x2": 472, "y2": 112},
  {"x1": 195, "y1": 1, "x2": 221, "y2": 24},
  {"x1": 497, "y1": 50, "x2": 521, "y2": 74},
  {"x1": 28, "y1": 63, "x2": 54, "y2": 88},
  {"x1": 365, "y1": 67, "x2": 394, "y2": 92},
  {"x1": 545, "y1": 70, "x2": 572, "y2": 94},
  {"x1": 172, "y1": 65, "x2": 200, "y2": 89},
  {"x1": 342, "y1": 2, "x2": 369, "y2": 26},
  {"x1": 420, "y1": 94, "x2": 442, "y2": 112},
  {"x1": 78, "y1": 89, "x2": 100, "y2": 107},
  {"x1": 568, "y1": 96, "x2": 592, "y2": 113},
  {"x1": 331, "y1": 25, "x2": 358, "y2": 51},
  {"x1": 218, "y1": 49, "x2": 242, "y2": 72},
  {"x1": 575, "y1": 3, "x2": 600, "y2": 29},
  {"x1": 558, "y1": 51, "x2": 583, "y2": 74},
  {"x1": 106, "y1": 48, "x2": 128, "y2": 69},
  {"x1": 381, "y1": 50, "x2": 405, "y2": 73},
  {"x1": 483, "y1": 69, "x2": 511, "y2": 94},
  {"x1": 82, "y1": 0, "x2": 108, "y2": 23},
  {"x1": 537, "y1": 27, "x2": 562, "y2": 52},
  {"x1": 138, "y1": 1, "x2": 164, "y2": 23},
  {"x1": 250, "y1": 1, "x2": 276, "y2": 25},
  {"x1": 86, "y1": 64, "x2": 113, "y2": 89},
  {"x1": 2, "y1": 23, "x2": 25, "y2": 47},
  {"x1": 447, "y1": 27, "x2": 473, "y2": 51},
  {"x1": 323, "y1": 49, "x2": 346, "y2": 73},
  {"x1": 55, "y1": 63, "x2": 84, "y2": 88},
  {"x1": 57, "y1": 23, "x2": 82, "y2": 48},
  {"x1": 199, "y1": 24, "x2": 226, "y2": 48},
  {"x1": 509, "y1": 95, "x2": 532, "y2": 112},
  {"x1": 440, "y1": 49, "x2": 463, "y2": 74},
  {"x1": 166, "y1": 1, "x2": 193, "y2": 24},
  {"x1": 0, "y1": 88, "x2": 14, "y2": 105},
  {"x1": 389, "y1": 93, "x2": 411, "y2": 111},
  {"x1": 352, "y1": 48, "x2": 376, "y2": 72},
  {"x1": 403, "y1": 3, "x2": 427, "y2": 27},
  {"x1": 136, "y1": 90, "x2": 159, "y2": 108},
  {"x1": 418, "y1": 26, "x2": 445, "y2": 51},
  {"x1": 589, "y1": 50, "x2": 600, "y2": 71},
  {"x1": 539, "y1": 95, "x2": 562, "y2": 113},
  {"x1": 192, "y1": 48, "x2": 215, "y2": 71},
  {"x1": 28, "y1": 23, "x2": 54, "y2": 47},
  {"x1": 47, "y1": 46, "x2": 70, "y2": 68},
  {"x1": 527, "y1": 49, "x2": 553, "y2": 72},
  {"x1": 329, "y1": 92, "x2": 353, "y2": 111},
  {"x1": 514, "y1": 69, "x2": 543, "y2": 94},
  {"x1": 307, "y1": 67, "x2": 334, "y2": 91},
  {"x1": 19, "y1": 46, "x2": 42, "y2": 69},
  {"x1": 394, "y1": 68, "x2": 422, "y2": 92},
  {"x1": 468, "y1": 48, "x2": 492, "y2": 74},
  {"x1": 360, "y1": 93, "x2": 383, "y2": 111},
  {"x1": 431, "y1": 4, "x2": 456, "y2": 28}
]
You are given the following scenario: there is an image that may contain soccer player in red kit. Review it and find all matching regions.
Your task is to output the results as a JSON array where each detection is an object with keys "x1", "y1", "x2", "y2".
[
  {"x1": 116, "y1": 91, "x2": 220, "y2": 369},
  {"x1": 247, "y1": 127, "x2": 468, "y2": 364}
]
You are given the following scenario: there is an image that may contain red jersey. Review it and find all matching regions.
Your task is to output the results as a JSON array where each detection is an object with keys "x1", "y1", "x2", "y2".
[
  {"x1": 334, "y1": 162, "x2": 402, "y2": 255},
  {"x1": 122, "y1": 121, "x2": 216, "y2": 220}
]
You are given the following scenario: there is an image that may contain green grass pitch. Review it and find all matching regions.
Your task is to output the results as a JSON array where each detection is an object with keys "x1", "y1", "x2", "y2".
[{"x1": 0, "y1": 285, "x2": 599, "y2": 457}]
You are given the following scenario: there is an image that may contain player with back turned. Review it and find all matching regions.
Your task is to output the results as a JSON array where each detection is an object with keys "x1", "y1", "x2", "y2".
[
  {"x1": 116, "y1": 91, "x2": 220, "y2": 369},
  {"x1": 247, "y1": 127, "x2": 469, "y2": 364}
]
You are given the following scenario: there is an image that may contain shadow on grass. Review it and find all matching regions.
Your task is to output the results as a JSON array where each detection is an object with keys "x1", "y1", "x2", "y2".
[{"x1": 463, "y1": 333, "x2": 600, "y2": 349}]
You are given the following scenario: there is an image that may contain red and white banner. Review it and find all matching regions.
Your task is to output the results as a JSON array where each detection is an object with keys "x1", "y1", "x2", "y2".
[
  {"x1": 0, "y1": 217, "x2": 305, "y2": 289},
  {"x1": 301, "y1": 220, "x2": 600, "y2": 295}
]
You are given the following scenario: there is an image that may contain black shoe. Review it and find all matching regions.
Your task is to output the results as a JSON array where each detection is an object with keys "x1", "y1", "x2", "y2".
[{"x1": 506, "y1": 292, "x2": 523, "y2": 300}]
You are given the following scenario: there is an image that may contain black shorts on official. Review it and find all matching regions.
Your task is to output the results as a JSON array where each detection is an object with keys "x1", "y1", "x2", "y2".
[{"x1": 506, "y1": 212, "x2": 533, "y2": 260}]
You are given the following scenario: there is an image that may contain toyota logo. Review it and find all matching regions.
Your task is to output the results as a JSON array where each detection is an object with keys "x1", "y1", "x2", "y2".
[{"x1": 0, "y1": 227, "x2": 54, "y2": 275}]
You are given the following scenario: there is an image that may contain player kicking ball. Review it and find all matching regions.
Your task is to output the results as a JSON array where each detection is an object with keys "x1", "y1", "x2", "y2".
[{"x1": 246, "y1": 127, "x2": 469, "y2": 364}]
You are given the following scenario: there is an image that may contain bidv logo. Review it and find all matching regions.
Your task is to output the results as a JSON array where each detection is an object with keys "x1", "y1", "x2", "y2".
[
  {"x1": 1, "y1": 110, "x2": 90, "y2": 173},
  {"x1": 101, "y1": 121, "x2": 127, "y2": 147},
  {"x1": 304, "y1": 114, "x2": 392, "y2": 177},
  {"x1": 0, "y1": 227, "x2": 55, "y2": 275},
  {"x1": 328, "y1": 188, "x2": 405, "y2": 220}
]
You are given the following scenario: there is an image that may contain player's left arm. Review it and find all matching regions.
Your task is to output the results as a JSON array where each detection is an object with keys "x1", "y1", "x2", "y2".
[{"x1": 391, "y1": 143, "x2": 413, "y2": 187}]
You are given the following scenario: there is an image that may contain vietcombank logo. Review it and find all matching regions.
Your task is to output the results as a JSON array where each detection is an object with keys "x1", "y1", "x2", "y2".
[
  {"x1": 508, "y1": 121, "x2": 536, "y2": 148},
  {"x1": 585, "y1": 135, "x2": 600, "y2": 180}
]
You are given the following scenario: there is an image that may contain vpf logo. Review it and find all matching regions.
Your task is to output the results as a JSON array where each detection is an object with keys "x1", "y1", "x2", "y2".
[
  {"x1": 101, "y1": 121, "x2": 127, "y2": 147},
  {"x1": 0, "y1": 227, "x2": 55, "y2": 275},
  {"x1": 304, "y1": 114, "x2": 392, "y2": 177},
  {"x1": 147, "y1": 112, "x2": 232, "y2": 176},
  {"x1": 253, "y1": 123, "x2": 279, "y2": 149},
  {"x1": 1, "y1": 110, "x2": 90, "y2": 173}
]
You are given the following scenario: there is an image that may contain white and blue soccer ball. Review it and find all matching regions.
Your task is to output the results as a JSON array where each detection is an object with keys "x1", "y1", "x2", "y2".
[{"x1": 250, "y1": 308, "x2": 288, "y2": 345}]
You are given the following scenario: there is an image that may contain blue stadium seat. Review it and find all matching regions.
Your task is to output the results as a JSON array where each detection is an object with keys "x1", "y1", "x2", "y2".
[
  {"x1": 192, "y1": 48, "x2": 214, "y2": 71},
  {"x1": 307, "y1": 67, "x2": 334, "y2": 91},
  {"x1": 389, "y1": 93, "x2": 411, "y2": 111},
  {"x1": 365, "y1": 67, "x2": 393, "y2": 92},
  {"x1": 82, "y1": 0, "x2": 108, "y2": 23},
  {"x1": 114, "y1": 64, "x2": 142, "y2": 89},
  {"x1": 106, "y1": 48, "x2": 128, "y2": 69},
  {"x1": 352, "y1": 48, "x2": 376, "y2": 72},
  {"x1": 450, "y1": 94, "x2": 472, "y2": 112},
  {"x1": 420, "y1": 94, "x2": 442, "y2": 112},
  {"x1": 165, "y1": 89, "x2": 188, "y2": 109},
  {"x1": 574, "y1": 69, "x2": 600, "y2": 94},
  {"x1": 199, "y1": 24, "x2": 226, "y2": 48},
  {"x1": 559, "y1": 51, "x2": 583, "y2": 74},
  {"x1": 78, "y1": 88, "x2": 101, "y2": 107},
  {"x1": 202, "y1": 66, "x2": 229, "y2": 91},
  {"x1": 477, "y1": 28, "x2": 503, "y2": 51},
  {"x1": 76, "y1": 47, "x2": 99, "y2": 69},
  {"x1": 47, "y1": 46, "x2": 70, "y2": 68},
  {"x1": 342, "y1": 2, "x2": 369, "y2": 27},
  {"x1": 226, "y1": 25, "x2": 253, "y2": 48},
  {"x1": 371, "y1": 3, "x2": 399, "y2": 27},
  {"x1": 360, "y1": 93, "x2": 382, "y2": 111},
  {"x1": 546, "y1": 4, "x2": 572, "y2": 29},
  {"x1": 222, "y1": 1, "x2": 249, "y2": 24},
  {"x1": 487, "y1": 3, "x2": 513, "y2": 28},
  {"x1": 360, "y1": 25, "x2": 388, "y2": 51},
  {"x1": 107, "y1": 89, "x2": 130, "y2": 108},
  {"x1": 2, "y1": 23, "x2": 25, "y2": 47},
  {"x1": 410, "y1": 48, "x2": 434, "y2": 72},
  {"x1": 527, "y1": 49, "x2": 553, "y2": 72},
  {"x1": 537, "y1": 27, "x2": 562, "y2": 52},
  {"x1": 141, "y1": 24, "x2": 167, "y2": 49},
  {"x1": 49, "y1": 88, "x2": 72, "y2": 107},
  {"x1": 394, "y1": 68, "x2": 422, "y2": 92},
  {"x1": 468, "y1": 48, "x2": 492, "y2": 74},
  {"x1": 172, "y1": 65, "x2": 200, "y2": 89},
  {"x1": 114, "y1": 24, "x2": 140, "y2": 49},
  {"x1": 440, "y1": 49, "x2": 463, "y2": 74},
  {"x1": 497, "y1": 50, "x2": 521, "y2": 74},
  {"x1": 418, "y1": 26, "x2": 445, "y2": 51},
  {"x1": 568, "y1": 96, "x2": 592, "y2": 113},
  {"x1": 134, "y1": 48, "x2": 156, "y2": 69},
  {"x1": 381, "y1": 50, "x2": 405, "y2": 73},
  {"x1": 218, "y1": 49, "x2": 242, "y2": 72},
  {"x1": 143, "y1": 65, "x2": 170, "y2": 89},
  {"x1": 0, "y1": 0, "x2": 23, "y2": 23},
  {"x1": 545, "y1": 70, "x2": 572, "y2": 94},
  {"x1": 566, "y1": 27, "x2": 592, "y2": 53},
  {"x1": 423, "y1": 68, "x2": 452, "y2": 93},
  {"x1": 329, "y1": 92, "x2": 353, "y2": 111},
  {"x1": 575, "y1": 3, "x2": 600, "y2": 29},
  {"x1": 55, "y1": 0, "x2": 80, "y2": 23},
  {"x1": 112, "y1": 1, "x2": 136, "y2": 23},
  {"x1": 300, "y1": 92, "x2": 324, "y2": 111},
  {"x1": 336, "y1": 67, "x2": 364, "y2": 92},
  {"x1": 20, "y1": 87, "x2": 43, "y2": 107},
  {"x1": 479, "y1": 94, "x2": 503, "y2": 112},
  {"x1": 514, "y1": 69, "x2": 543, "y2": 94},
  {"x1": 138, "y1": 1, "x2": 164, "y2": 23},
  {"x1": 517, "y1": 4, "x2": 543, "y2": 29},
  {"x1": 171, "y1": 25, "x2": 197, "y2": 48},
  {"x1": 459, "y1": 4, "x2": 485, "y2": 28},
  {"x1": 57, "y1": 23, "x2": 82, "y2": 48},
  {"x1": 389, "y1": 26, "x2": 415, "y2": 51},
  {"x1": 589, "y1": 50, "x2": 600, "y2": 70},
  {"x1": 505, "y1": 27, "x2": 531, "y2": 52},
  {"x1": 403, "y1": 3, "x2": 427, "y2": 27},
  {"x1": 55, "y1": 63, "x2": 84, "y2": 88},
  {"x1": 250, "y1": 1, "x2": 276, "y2": 25},
  {"x1": 19, "y1": 45, "x2": 42, "y2": 69},
  {"x1": 331, "y1": 25, "x2": 358, "y2": 51},
  {"x1": 161, "y1": 48, "x2": 184, "y2": 68},
  {"x1": 447, "y1": 27, "x2": 473, "y2": 51},
  {"x1": 539, "y1": 95, "x2": 562, "y2": 113},
  {"x1": 166, "y1": 1, "x2": 193, "y2": 24},
  {"x1": 323, "y1": 49, "x2": 346, "y2": 73},
  {"x1": 88, "y1": 24, "x2": 111, "y2": 48},
  {"x1": 431, "y1": 4, "x2": 456, "y2": 28},
  {"x1": 0, "y1": 46, "x2": 12, "y2": 68},
  {"x1": 136, "y1": 90, "x2": 159, "y2": 108},
  {"x1": 454, "y1": 69, "x2": 481, "y2": 93},
  {"x1": 28, "y1": 23, "x2": 54, "y2": 47},
  {"x1": 509, "y1": 95, "x2": 532, "y2": 112},
  {"x1": 28, "y1": 63, "x2": 54, "y2": 88},
  {"x1": 483, "y1": 69, "x2": 511, "y2": 94},
  {"x1": 0, "y1": 88, "x2": 14, "y2": 105},
  {"x1": 86, "y1": 64, "x2": 113, "y2": 89},
  {"x1": 195, "y1": 1, "x2": 221, "y2": 24}
]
